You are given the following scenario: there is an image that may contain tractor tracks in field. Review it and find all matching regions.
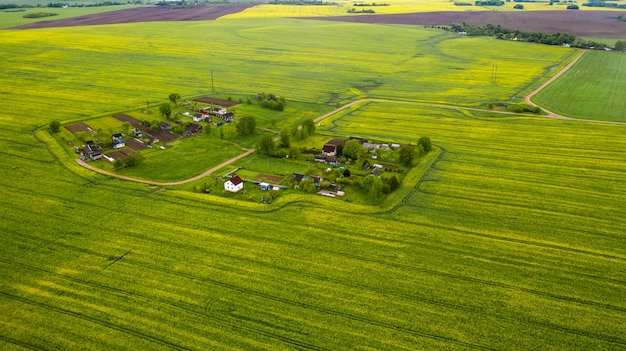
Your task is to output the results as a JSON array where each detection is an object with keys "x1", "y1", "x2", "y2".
[{"x1": 4, "y1": 224, "x2": 626, "y2": 349}]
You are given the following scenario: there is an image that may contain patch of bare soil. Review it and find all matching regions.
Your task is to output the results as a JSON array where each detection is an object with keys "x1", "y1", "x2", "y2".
[
  {"x1": 195, "y1": 97, "x2": 241, "y2": 107},
  {"x1": 64, "y1": 122, "x2": 92, "y2": 133},
  {"x1": 254, "y1": 174, "x2": 284, "y2": 183},
  {"x1": 106, "y1": 149, "x2": 135, "y2": 161},
  {"x1": 306, "y1": 10, "x2": 626, "y2": 39},
  {"x1": 8, "y1": 4, "x2": 258, "y2": 30},
  {"x1": 124, "y1": 138, "x2": 149, "y2": 151}
]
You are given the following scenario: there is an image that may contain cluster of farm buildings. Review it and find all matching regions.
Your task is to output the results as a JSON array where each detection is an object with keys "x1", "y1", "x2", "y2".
[
  {"x1": 67, "y1": 103, "x2": 235, "y2": 164},
  {"x1": 224, "y1": 136, "x2": 403, "y2": 198}
]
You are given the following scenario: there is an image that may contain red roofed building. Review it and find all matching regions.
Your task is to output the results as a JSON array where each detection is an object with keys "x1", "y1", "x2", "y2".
[
  {"x1": 224, "y1": 175, "x2": 244, "y2": 192},
  {"x1": 322, "y1": 144, "x2": 337, "y2": 157}
]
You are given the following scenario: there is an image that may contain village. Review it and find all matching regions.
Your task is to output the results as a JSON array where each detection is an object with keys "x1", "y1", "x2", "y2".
[{"x1": 57, "y1": 96, "x2": 426, "y2": 204}]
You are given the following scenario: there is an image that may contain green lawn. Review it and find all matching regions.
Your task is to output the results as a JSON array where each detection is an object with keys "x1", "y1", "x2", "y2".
[
  {"x1": 1, "y1": 18, "x2": 625, "y2": 350},
  {"x1": 532, "y1": 50, "x2": 626, "y2": 122},
  {"x1": 113, "y1": 135, "x2": 245, "y2": 182}
]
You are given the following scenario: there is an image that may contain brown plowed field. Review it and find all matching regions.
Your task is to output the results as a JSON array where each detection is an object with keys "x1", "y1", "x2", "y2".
[
  {"x1": 124, "y1": 138, "x2": 149, "y2": 151},
  {"x1": 8, "y1": 4, "x2": 258, "y2": 29},
  {"x1": 307, "y1": 10, "x2": 626, "y2": 39},
  {"x1": 64, "y1": 122, "x2": 92, "y2": 133}
]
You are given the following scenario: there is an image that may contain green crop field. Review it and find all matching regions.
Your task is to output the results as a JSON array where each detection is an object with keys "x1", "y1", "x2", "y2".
[
  {"x1": 532, "y1": 50, "x2": 626, "y2": 122},
  {"x1": 0, "y1": 5, "x2": 144, "y2": 29},
  {"x1": 1, "y1": 16, "x2": 625, "y2": 350}
]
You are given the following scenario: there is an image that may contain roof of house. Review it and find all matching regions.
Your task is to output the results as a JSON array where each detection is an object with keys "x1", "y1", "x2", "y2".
[
  {"x1": 293, "y1": 172, "x2": 306, "y2": 181},
  {"x1": 159, "y1": 121, "x2": 171, "y2": 127},
  {"x1": 322, "y1": 144, "x2": 337, "y2": 153},
  {"x1": 371, "y1": 168, "x2": 381, "y2": 176},
  {"x1": 326, "y1": 139, "x2": 346, "y2": 147},
  {"x1": 112, "y1": 132, "x2": 123, "y2": 138},
  {"x1": 228, "y1": 175, "x2": 243, "y2": 185}
]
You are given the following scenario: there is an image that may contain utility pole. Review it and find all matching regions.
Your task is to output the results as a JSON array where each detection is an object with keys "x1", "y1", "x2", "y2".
[{"x1": 491, "y1": 64, "x2": 498, "y2": 84}]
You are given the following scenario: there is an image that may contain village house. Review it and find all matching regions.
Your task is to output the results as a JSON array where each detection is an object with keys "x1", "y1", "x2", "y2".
[
  {"x1": 322, "y1": 144, "x2": 337, "y2": 157},
  {"x1": 192, "y1": 113, "x2": 204, "y2": 122},
  {"x1": 111, "y1": 133, "x2": 125, "y2": 149},
  {"x1": 84, "y1": 140, "x2": 102, "y2": 160},
  {"x1": 159, "y1": 121, "x2": 172, "y2": 131},
  {"x1": 224, "y1": 175, "x2": 244, "y2": 193},
  {"x1": 182, "y1": 123, "x2": 203, "y2": 137}
]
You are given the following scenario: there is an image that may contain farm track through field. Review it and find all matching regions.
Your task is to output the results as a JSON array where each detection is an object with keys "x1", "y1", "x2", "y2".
[{"x1": 4, "y1": 216, "x2": 626, "y2": 347}]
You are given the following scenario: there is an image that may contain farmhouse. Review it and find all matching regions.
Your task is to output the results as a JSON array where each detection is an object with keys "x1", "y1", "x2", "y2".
[
  {"x1": 182, "y1": 123, "x2": 203, "y2": 137},
  {"x1": 159, "y1": 121, "x2": 172, "y2": 131},
  {"x1": 224, "y1": 175, "x2": 244, "y2": 192},
  {"x1": 292, "y1": 172, "x2": 306, "y2": 182},
  {"x1": 192, "y1": 113, "x2": 204, "y2": 122},
  {"x1": 322, "y1": 144, "x2": 337, "y2": 157},
  {"x1": 84, "y1": 140, "x2": 102, "y2": 160},
  {"x1": 326, "y1": 139, "x2": 346, "y2": 148},
  {"x1": 112, "y1": 133, "x2": 125, "y2": 149}
]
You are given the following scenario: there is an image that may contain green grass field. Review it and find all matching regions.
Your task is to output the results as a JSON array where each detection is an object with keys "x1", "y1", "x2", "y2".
[
  {"x1": 0, "y1": 5, "x2": 144, "y2": 29},
  {"x1": 1, "y1": 16, "x2": 625, "y2": 350},
  {"x1": 532, "y1": 50, "x2": 626, "y2": 122}
]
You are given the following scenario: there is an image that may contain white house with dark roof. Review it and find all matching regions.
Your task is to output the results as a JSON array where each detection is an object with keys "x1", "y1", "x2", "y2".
[
  {"x1": 224, "y1": 175, "x2": 244, "y2": 192},
  {"x1": 322, "y1": 144, "x2": 337, "y2": 157}
]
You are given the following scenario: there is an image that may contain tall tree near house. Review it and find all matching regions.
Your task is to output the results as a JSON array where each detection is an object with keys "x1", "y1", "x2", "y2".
[
  {"x1": 616, "y1": 40, "x2": 626, "y2": 52},
  {"x1": 302, "y1": 118, "x2": 316, "y2": 135},
  {"x1": 236, "y1": 115, "x2": 257, "y2": 136},
  {"x1": 257, "y1": 134, "x2": 275, "y2": 156},
  {"x1": 398, "y1": 144, "x2": 417, "y2": 167},
  {"x1": 343, "y1": 139, "x2": 362, "y2": 160},
  {"x1": 279, "y1": 128, "x2": 290, "y2": 147},
  {"x1": 168, "y1": 93, "x2": 181, "y2": 106},
  {"x1": 159, "y1": 102, "x2": 172, "y2": 119}
]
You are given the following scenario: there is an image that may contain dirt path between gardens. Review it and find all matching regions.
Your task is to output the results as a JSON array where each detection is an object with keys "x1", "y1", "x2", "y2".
[{"x1": 75, "y1": 51, "x2": 623, "y2": 186}]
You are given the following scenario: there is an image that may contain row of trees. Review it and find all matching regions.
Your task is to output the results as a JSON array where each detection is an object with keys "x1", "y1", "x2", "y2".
[
  {"x1": 449, "y1": 23, "x2": 577, "y2": 46},
  {"x1": 448, "y1": 23, "x2": 620, "y2": 49}
]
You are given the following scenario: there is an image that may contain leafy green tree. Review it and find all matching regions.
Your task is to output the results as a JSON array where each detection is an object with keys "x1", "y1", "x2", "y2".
[
  {"x1": 236, "y1": 115, "x2": 257, "y2": 136},
  {"x1": 616, "y1": 40, "x2": 626, "y2": 52},
  {"x1": 418, "y1": 136, "x2": 432, "y2": 153},
  {"x1": 279, "y1": 128, "x2": 290, "y2": 147},
  {"x1": 113, "y1": 158, "x2": 124, "y2": 170},
  {"x1": 387, "y1": 175, "x2": 399, "y2": 191},
  {"x1": 368, "y1": 177, "x2": 383, "y2": 202},
  {"x1": 257, "y1": 134, "x2": 275, "y2": 156},
  {"x1": 302, "y1": 118, "x2": 316, "y2": 135},
  {"x1": 49, "y1": 120, "x2": 60, "y2": 133},
  {"x1": 343, "y1": 139, "x2": 362, "y2": 160},
  {"x1": 125, "y1": 155, "x2": 138, "y2": 167},
  {"x1": 398, "y1": 144, "x2": 417, "y2": 167},
  {"x1": 159, "y1": 102, "x2": 172, "y2": 119},
  {"x1": 168, "y1": 93, "x2": 181, "y2": 106}
]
